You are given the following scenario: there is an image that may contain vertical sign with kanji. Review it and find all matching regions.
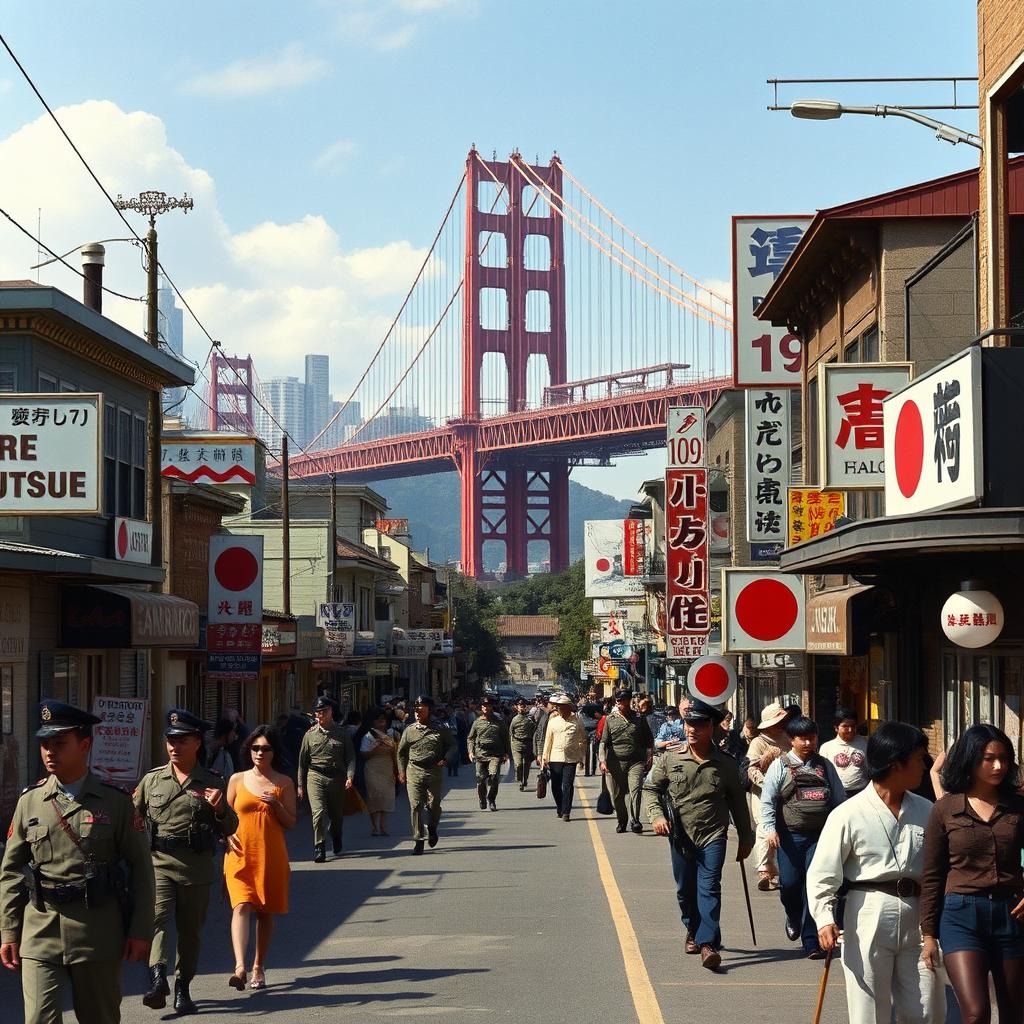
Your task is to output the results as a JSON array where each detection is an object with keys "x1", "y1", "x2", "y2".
[
  {"x1": 732, "y1": 216, "x2": 812, "y2": 388},
  {"x1": 787, "y1": 488, "x2": 846, "y2": 547},
  {"x1": 207, "y1": 534, "x2": 264, "y2": 681},
  {"x1": 820, "y1": 363, "x2": 913, "y2": 489},
  {"x1": 745, "y1": 389, "x2": 790, "y2": 545}
]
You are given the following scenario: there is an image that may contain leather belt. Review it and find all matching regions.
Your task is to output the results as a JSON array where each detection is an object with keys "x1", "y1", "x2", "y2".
[
  {"x1": 308, "y1": 765, "x2": 344, "y2": 779},
  {"x1": 845, "y1": 878, "x2": 920, "y2": 898},
  {"x1": 38, "y1": 882, "x2": 87, "y2": 904}
]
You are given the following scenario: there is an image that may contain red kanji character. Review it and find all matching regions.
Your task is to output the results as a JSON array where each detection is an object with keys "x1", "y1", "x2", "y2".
[
  {"x1": 959, "y1": 614, "x2": 970, "y2": 626},
  {"x1": 986, "y1": 613, "x2": 997, "y2": 625},
  {"x1": 834, "y1": 383, "x2": 890, "y2": 449},
  {"x1": 218, "y1": 601, "x2": 232, "y2": 616}
]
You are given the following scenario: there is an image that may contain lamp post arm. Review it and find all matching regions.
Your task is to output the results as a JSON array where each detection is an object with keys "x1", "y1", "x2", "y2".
[{"x1": 845, "y1": 104, "x2": 983, "y2": 148}]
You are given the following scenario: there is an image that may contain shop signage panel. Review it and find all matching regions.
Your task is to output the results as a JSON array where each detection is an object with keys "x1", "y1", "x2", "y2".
[
  {"x1": 665, "y1": 467, "x2": 709, "y2": 660},
  {"x1": 883, "y1": 348, "x2": 983, "y2": 516},
  {"x1": 583, "y1": 520, "x2": 650, "y2": 598},
  {"x1": 722, "y1": 568, "x2": 805, "y2": 653},
  {"x1": 161, "y1": 437, "x2": 256, "y2": 485},
  {"x1": 318, "y1": 601, "x2": 356, "y2": 657},
  {"x1": 0, "y1": 587, "x2": 29, "y2": 662},
  {"x1": 750, "y1": 542, "x2": 784, "y2": 563},
  {"x1": 89, "y1": 695, "x2": 147, "y2": 787},
  {"x1": 208, "y1": 535, "x2": 264, "y2": 627},
  {"x1": 787, "y1": 488, "x2": 845, "y2": 547},
  {"x1": 207, "y1": 652, "x2": 261, "y2": 681},
  {"x1": 820, "y1": 363, "x2": 912, "y2": 489},
  {"x1": 745, "y1": 389, "x2": 790, "y2": 545},
  {"x1": 0, "y1": 393, "x2": 102, "y2": 514},
  {"x1": 667, "y1": 406, "x2": 706, "y2": 467},
  {"x1": 374, "y1": 518, "x2": 409, "y2": 535},
  {"x1": 686, "y1": 656, "x2": 737, "y2": 706},
  {"x1": 112, "y1": 516, "x2": 152, "y2": 564},
  {"x1": 805, "y1": 585, "x2": 871, "y2": 655},
  {"x1": 732, "y1": 216, "x2": 811, "y2": 388}
]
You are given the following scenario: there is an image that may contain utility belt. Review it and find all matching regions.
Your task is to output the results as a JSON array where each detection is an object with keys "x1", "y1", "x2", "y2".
[
  {"x1": 308, "y1": 765, "x2": 346, "y2": 780},
  {"x1": 844, "y1": 878, "x2": 921, "y2": 898},
  {"x1": 151, "y1": 829, "x2": 217, "y2": 854},
  {"x1": 29, "y1": 862, "x2": 123, "y2": 910}
]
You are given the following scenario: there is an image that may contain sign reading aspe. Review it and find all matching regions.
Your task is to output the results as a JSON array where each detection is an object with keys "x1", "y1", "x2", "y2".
[{"x1": 0, "y1": 394, "x2": 102, "y2": 514}]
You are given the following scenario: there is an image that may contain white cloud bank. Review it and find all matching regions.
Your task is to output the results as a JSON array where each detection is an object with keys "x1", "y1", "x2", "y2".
[{"x1": 182, "y1": 43, "x2": 329, "y2": 99}]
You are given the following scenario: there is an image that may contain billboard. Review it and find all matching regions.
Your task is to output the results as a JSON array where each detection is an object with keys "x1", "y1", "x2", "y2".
[
  {"x1": 745, "y1": 389, "x2": 791, "y2": 546},
  {"x1": 722, "y1": 569, "x2": 806, "y2": 653},
  {"x1": 319, "y1": 601, "x2": 356, "y2": 657},
  {"x1": 208, "y1": 534, "x2": 263, "y2": 679},
  {"x1": 665, "y1": 467, "x2": 710, "y2": 660},
  {"x1": 583, "y1": 520, "x2": 650, "y2": 598},
  {"x1": 787, "y1": 488, "x2": 845, "y2": 547},
  {"x1": 161, "y1": 437, "x2": 257, "y2": 485}
]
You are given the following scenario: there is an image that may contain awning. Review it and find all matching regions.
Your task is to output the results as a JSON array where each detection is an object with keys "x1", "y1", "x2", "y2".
[
  {"x1": 805, "y1": 585, "x2": 873, "y2": 655},
  {"x1": 61, "y1": 585, "x2": 199, "y2": 648}
]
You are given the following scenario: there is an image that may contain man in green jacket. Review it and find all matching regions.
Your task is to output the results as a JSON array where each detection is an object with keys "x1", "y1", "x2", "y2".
[
  {"x1": 397, "y1": 696, "x2": 456, "y2": 855},
  {"x1": 467, "y1": 695, "x2": 510, "y2": 810},
  {"x1": 508, "y1": 697, "x2": 537, "y2": 790},
  {"x1": 642, "y1": 699, "x2": 754, "y2": 973},
  {"x1": 133, "y1": 708, "x2": 239, "y2": 1013},
  {"x1": 599, "y1": 689, "x2": 654, "y2": 834},
  {"x1": 0, "y1": 701, "x2": 155, "y2": 1024}
]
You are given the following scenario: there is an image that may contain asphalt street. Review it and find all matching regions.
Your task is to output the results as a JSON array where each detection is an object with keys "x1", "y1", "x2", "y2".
[{"x1": 0, "y1": 767, "x2": 964, "y2": 1024}]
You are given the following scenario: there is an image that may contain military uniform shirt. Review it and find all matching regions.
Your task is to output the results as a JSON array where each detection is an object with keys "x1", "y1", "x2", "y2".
[
  {"x1": 641, "y1": 744, "x2": 754, "y2": 850},
  {"x1": 133, "y1": 763, "x2": 238, "y2": 885},
  {"x1": 0, "y1": 771, "x2": 155, "y2": 963},
  {"x1": 599, "y1": 712, "x2": 654, "y2": 764},
  {"x1": 467, "y1": 716, "x2": 510, "y2": 760},
  {"x1": 397, "y1": 722, "x2": 456, "y2": 772},
  {"x1": 509, "y1": 713, "x2": 537, "y2": 748},
  {"x1": 298, "y1": 723, "x2": 355, "y2": 788}
]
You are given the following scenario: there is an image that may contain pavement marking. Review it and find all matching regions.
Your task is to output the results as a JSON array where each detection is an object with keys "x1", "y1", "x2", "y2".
[{"x1": 576, "y1": 785, "x2": 667, "y2": 1024}]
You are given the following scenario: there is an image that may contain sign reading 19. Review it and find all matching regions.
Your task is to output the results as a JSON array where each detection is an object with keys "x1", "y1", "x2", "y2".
[{"x1": 750, "y1": 331, "x2": 802, "y2": 375}]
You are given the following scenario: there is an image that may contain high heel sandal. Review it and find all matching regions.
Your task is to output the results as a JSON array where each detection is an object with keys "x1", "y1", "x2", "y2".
[
  {"x1": 228, "y1": 968, "x2": 246, "y2": 990},
  {"x1": 250, "y1": 968, "x2": 266, "y2": 990}
]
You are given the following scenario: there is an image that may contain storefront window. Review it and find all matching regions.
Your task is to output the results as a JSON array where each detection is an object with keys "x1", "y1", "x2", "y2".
[{"x1": 942, "y1": 651, "x2": 1024, "y2": 758}]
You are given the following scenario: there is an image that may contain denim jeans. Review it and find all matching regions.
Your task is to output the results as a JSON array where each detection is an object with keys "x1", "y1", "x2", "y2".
[
  {"x1": 548, "y1": 762, "x2": 578, "y2": 816},
  {"x1": 776, "y1": 830, "x2": 820, "y2": 953},
  {"x1": 669, "y1": 834, "x2": 727, "y2": 948}
]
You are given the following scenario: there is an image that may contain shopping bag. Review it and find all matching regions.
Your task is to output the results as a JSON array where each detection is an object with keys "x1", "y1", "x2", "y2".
[
  {"x1": 342, "y1": 786, "x2": 368, "y2": 816},
  {"x1": 596, "y1": 775, "x2": 614, "y2": 815},
  {"x1": 536, "y1": 768, "x2": 549, "y2": 799}
]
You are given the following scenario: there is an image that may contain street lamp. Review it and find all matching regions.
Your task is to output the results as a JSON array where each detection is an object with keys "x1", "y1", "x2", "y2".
[{"x1": 790, "y1": 100, "x2": 982, "y2": 149}]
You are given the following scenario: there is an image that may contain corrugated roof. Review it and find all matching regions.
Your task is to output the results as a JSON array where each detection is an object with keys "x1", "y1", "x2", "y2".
[{"x1": 497, "y1": 615, "x2": 560, "y2": 638}]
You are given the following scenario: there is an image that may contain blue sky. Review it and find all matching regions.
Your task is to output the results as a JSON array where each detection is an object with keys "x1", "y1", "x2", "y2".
[{"x1": 0, "y1": 0, "x2": 980, "y2": 496}]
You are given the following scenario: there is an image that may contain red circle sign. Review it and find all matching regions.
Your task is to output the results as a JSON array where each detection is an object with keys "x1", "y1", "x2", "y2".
[
  {"x1": 894, "y1": 399, "x2": 924, "y2": 499},
  {"x1": 595, "y1": 557, "x2": 611, "y2": 572},
  {"x1": 735, "y1": 577, "x2": 798, "y2": 642},
  {"x1": 214, "y1": 546, "x2": 260, "y2": 592},
  {"x1": 116, "y1": 520, "x2": 128, "y2": 559},
  {"x1": 693, "y1": 662, "x2": 729, "y2": 697}
]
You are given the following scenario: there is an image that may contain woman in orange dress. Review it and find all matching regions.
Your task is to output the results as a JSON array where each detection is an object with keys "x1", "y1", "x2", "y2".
[{"x1": 224, "y1": 724, "x2": 296, "y2": 991}]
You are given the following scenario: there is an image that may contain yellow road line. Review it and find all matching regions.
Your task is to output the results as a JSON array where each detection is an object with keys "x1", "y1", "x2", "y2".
[{"x1": 577, "y1": 783, "x2": 666, "y2": 1024}]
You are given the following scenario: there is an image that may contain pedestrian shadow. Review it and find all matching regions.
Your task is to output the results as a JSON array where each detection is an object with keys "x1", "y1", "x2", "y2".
[
  {"x1": 207, "y1": 989, "x2": 432, "y2": 1014},
  {"x1": 283, "y1": 965, "x2": 488, "y2": 990}
]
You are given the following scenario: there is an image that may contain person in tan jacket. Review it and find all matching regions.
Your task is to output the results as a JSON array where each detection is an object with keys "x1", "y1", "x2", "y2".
[
  {"x1": 746, "y1": 702, "x2": 792, "y2": 890},
  {"x1": 540, "y1": 694, "x2": 587, "y2": 822}
]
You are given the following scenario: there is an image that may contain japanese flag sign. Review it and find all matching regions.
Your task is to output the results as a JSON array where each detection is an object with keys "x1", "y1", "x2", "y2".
[
  {"x1": 722, "y1": 569, "x2": 805, "y2": 653},
  {"x1": 686, "y1": 656, "x2": 737, "y2": 706},
  {"x1": 208, "y1": 534, "x2": 264, "y2": 626}
]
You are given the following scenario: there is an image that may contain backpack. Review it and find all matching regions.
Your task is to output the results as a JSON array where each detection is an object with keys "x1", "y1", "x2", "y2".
[{"x1": 779, "y1": 754, "x2": 832, "y2": 834}]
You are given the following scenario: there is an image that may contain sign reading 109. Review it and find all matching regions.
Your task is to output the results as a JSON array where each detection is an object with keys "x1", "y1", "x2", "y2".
[{"x1": 666, "y1": 407, "x2": 706, "y2": 468}]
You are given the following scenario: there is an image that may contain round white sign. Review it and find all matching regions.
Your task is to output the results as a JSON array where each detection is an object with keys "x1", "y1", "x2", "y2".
[
  {"x1": 686, "y1": 656, "x2": 737, "y2": 706},
  {"x1": 941, "y1": 589, "x2": 1004, "y2": 649}
]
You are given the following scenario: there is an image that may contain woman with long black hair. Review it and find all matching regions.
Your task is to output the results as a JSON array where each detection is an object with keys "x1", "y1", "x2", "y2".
[{"x1": 921, "y1": 723, "x2": 1024, "y2": 1023}]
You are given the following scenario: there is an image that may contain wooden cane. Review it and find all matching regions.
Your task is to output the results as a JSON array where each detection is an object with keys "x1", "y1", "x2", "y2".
[
  {"x1": 811, "y1": 946, "x2": 834, "y2": 1024},
  {"x1": 738, "y1": 859, "x2": 756, "y2": 946}
]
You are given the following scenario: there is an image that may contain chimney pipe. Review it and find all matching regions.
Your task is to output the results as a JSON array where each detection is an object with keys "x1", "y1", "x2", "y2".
[{"x1": 80, "y1": 243, "x2": 105, "y2": 313}]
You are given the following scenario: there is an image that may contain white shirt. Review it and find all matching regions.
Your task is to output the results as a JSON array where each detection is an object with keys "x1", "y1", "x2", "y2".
[
  {"x1": 819, "y1": 736, "x2": 869, "y2": 792},
  {"x1": 806, "y1": 784, "x2": 931, "y2": 930}
]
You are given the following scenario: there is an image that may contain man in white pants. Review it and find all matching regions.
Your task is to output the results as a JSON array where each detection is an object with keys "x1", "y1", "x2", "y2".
[
  {"x1": 745, "y1": 702, "x2": 790, "y2": 889},
  {"x1": 806, "y1": 721, "x2": 943, "y2": 1024}
]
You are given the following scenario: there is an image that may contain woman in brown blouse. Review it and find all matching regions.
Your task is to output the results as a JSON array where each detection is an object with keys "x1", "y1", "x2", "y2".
[{"x1": 920, "y1": 724, "x2": 1024, "y2": 1024}]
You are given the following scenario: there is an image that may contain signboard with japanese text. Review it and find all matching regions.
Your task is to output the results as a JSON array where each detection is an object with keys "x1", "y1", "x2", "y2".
[
  {"x1": 787, "y1": 488, "x2": 846, "y2": 547},
  {"x1": 722, "y1": 569, "x2": 806, "y2": 653},
  {"x1": 820, "y1": 363, "x2": 913, "y2": 489},
  {"x1": 161, "y1": 437, "x2": 257, "y2": 486},
  {"x1": 883, "y1": 348, "x2": 983, "y2": 516},
  {"x1": 750, "y1": 542, "x2": 784, "y2": 563},
  {"x1": 665, "y1": 467, "x2": 709, "y2": 660},
  {"x1": 0, "y1": 393, "x2": 102, "y2": 514},
  {"x1": 393, "y1": 629, "x2": 444, "y2": 657},
  {"x1": 89, "y1": 696, "x2": 147, "y2": 788},
  {"x1": 583, "y1": 520, "x2": 650, "y2": 598},
  {"x1": 745, "y1": 389, "x2": 791, "y2": 545},
  {"x1": 112, "y1": 517, "x2": 152, "y2": 564},
  {"x1": 207, "y1": 535, "x2": 263, "y2": 679},
  {"x1": 318, "y1": 601, "x2": 356, "y2": 657},
  {"x1": 732, "y1": 216, "x2": 812, "y2": 388},
  {"x1": 667, "y1": 407, "x2": 706, "y2": 467}
]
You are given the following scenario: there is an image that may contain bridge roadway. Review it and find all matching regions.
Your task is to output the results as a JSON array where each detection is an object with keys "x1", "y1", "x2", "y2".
[
  {"x1": 0, "y1": 768, "x2": 930, "y2": 1024},
  {"x1": 289, "y1": 377, "x2": 731, "y2": 481}
]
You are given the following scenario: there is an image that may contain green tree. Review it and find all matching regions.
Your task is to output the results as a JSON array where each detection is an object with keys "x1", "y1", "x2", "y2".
[{"x1": 450, "y1": 572, "x2": 506, "y2": 680}]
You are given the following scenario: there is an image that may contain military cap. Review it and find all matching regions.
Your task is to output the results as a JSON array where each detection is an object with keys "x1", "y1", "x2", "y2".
[
  {"x1": 613, "y1": 688, "x2": 633, "y2": 702},
  {"x1": 36, "y1": 700, "x2": 101, "y2": 738},
  {"x1": 165, "y1": 708, "x2": 210, "y2": 736},
  {"x1": 514, "y1": 695, "x2": 528, "y2": 704},
  {"x1": 480, "y1": 694, "x2": 496, "y2": 706},
  {"x1": 313, "y1": 695, "x2": 335, "y2": 712},
  {"x1": 682, "y1": 698, "x2": 725, "y2": 725},
  {"x1": 413, "y1": 694, "x2": 435, "y2": 708}
]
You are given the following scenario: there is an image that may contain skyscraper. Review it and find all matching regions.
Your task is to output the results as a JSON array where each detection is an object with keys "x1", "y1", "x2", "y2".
[
  {"x1": 304, "y1": 354, "x2": 330, "y2": 449},
  {"x1": 156, "y1": 277, "x2": 186, "y2": 414},
  {"x1": 255, "y1": 376, "x2": 307, "y2": 451}
]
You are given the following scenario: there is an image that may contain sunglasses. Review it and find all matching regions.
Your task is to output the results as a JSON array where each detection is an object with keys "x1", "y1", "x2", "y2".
[{"x1": 250, "y1": 744, "x2": 273, "y2": 754}]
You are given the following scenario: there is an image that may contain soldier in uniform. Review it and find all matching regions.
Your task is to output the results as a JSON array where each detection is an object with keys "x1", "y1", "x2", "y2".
[
  {"x1": 467, "y1": 695, "x2": 510, "y2": 810},
  {"x1": 599, "y1": 688, "x2": 655, "y2": 834},
  {"x1": 297, "y1": 695, "x2": 355, "y2": 863},
  {"x1": 642, "y1": 699, "x2": 754, "y2": 972},
  {"x1": 508, "y1": 696, "x2": 537, "y2": 791},
  {"x1": 133, "y1": 708, "x2": 239, "y2": 1014},
  {"x1": 396, "y1": 696, "x2": 456, "y2": 855},
  {"x1": 0, "y1": 701, "x2": 155, "y2": 1024}
]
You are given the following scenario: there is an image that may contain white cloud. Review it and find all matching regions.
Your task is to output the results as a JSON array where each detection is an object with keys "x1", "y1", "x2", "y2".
[
  {"x1": 328, "y1": 0, "x2": 478, "y2": 52},
  {"x1": 182, "y1": 43, "x2": 329, "y2": 99},
  {"x1": 313, "y1": 139, "x2": 358, "y2": 172}
]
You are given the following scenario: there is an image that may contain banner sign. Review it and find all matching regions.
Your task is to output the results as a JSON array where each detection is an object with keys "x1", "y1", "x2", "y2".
[
  {"x1": 820, "y1": 363, "x2": 912, "y2": 489},
  {"x1": 787, "y1": 488, "x2": 845, "y2": 547},
  {"x1": 745, "y1": 389, "x2": 791, "y2": 545},
  {"x1": 161, "y1": 437, "x2": 257, "y2": 485},
  {"x1": 0, "y1": 393, "x2": 102, "y2": 514},
  {"x1": 732, "y1": 216, "x2": 811, "y2": 388},
  {"x1": 665, "y1": 467, "x2": 710, "y2": 659},
  {"x1": 667, "y1": 406, "x2": 706, "y2": 467},
  {"x1": 883, "y1": 347, "x2": 983, "y2": 516},
  {"x1": 393, "y1": 628, "x2": 444, "y2": 657},
  {"x1": 89, "y1": 696, "x2": 147, "y2": 787},
  {"x1": 583, "y1": 520, "x2": 650, "y2": 598},
  {"x1": 319, "y1": 601, "x2": 356, "y2": 657},
  {"x1": 208, "y1": 535, "x2": 263, "y2": 678},
  {"x1": 207, "y1": 652, "x2": 261, "y2": 681},
  {"x1": 722, "y1": 569, "x2": 806, "y2": 654},
  {"x1": 112, "y1": 517, "x2": 152, "y2": 564}
]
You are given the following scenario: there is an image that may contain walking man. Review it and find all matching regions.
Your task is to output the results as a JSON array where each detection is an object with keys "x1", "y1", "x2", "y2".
[
  {"x1": 297, "y1": 695, "x2": 355, "y2": 863},
  {"x1": 642, "y1": 699, "x2": 754, "y2": 972},
  {"x1": 397, "y1": 696, "x2": 456, "y2": 855},
  {"x1": 508, "y1": 696, "x2": 537, "y2": 791},
  {"x1": 599, "y1": 689, "x2": 654, "y2": 834},
  {"x1": 133, "y1": 708, "x2": 239, "y2": 1013},
  {"x1": 746, "y1": 701, "x2": 791, "y2": 890},
  {"x1": 468, "y1": 695, "x2": 511, "y2": 810},
  {"x1": 0, "y1": 701, "x2": 155, "y2": 1024}
]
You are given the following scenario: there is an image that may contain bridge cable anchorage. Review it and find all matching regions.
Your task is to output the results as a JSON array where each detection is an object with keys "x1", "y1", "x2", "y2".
[{"x1": 507, "y1": 156, "x2": 731, "y2": 332}]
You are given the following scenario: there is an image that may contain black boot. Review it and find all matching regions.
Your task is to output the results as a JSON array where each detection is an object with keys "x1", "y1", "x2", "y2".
[
  {"x1": 142, "y1": 964, "x2": 169, "y2": 1009},
  {"x1": 477, "y1": 783, "x2": 487, "y2": 809},
  {"x1": 174, "y1": 979, "x2": 197, "y2": 1015},
  {"x1": 313, "y1": 844, "x2": 326, "y2": 863},
  {"x1": 331, "y1": 830, "x2": 342, "y2": 855}
]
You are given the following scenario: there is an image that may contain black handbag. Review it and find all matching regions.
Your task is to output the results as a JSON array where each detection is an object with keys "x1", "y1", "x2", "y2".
[
  {"x1": 536, "y1": 768, "x2": 549, "y2": 799},
  {"x1": 596, "y1": 775, "x2": 614, "y2": 815}
]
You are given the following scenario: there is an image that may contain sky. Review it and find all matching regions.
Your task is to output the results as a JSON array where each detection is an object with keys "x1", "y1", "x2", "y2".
[{"x1": 0, "y1": 0, "x2": 980, "y2": 498}]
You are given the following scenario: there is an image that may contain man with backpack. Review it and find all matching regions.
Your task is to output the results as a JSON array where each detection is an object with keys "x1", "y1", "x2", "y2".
[{"x1": 759, "y1": 716, "x2": 846, "y2": 958}]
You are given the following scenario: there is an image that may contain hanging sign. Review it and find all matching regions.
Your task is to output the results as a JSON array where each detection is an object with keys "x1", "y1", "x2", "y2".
[
  {"x1": 820, "y1": 363, "x2": 913, "y2": 489},
  {"x1": 745, "y1": 389, "x2": 790, "y2": 545},
  {"x1": 207, "y1": 534, "x2": 263, "y2": 677},
  {"x1": 667, "y1": 406, "x2": 706, "y2": 467},
  {"x1": 319, "y1": 601, "x2": 356, "y2": 657},
  {"x1": 722, "y1": 568, "x2": 805, "y2": 653},
  {"x1": 686, "y1": 656, "x2": 738, "y2": 706},
  {"x1": 583, "y1": 520, "x2": 650, "y2": 598},
  {"x1": 665, "y1": 467, "x2": 709, "y2": 659},
  {"x1": 732, "y1": 216, "x2": 811, "y2": 388},
  {"x1": 787, "y1": 488, "x2": 845, "y2": 547},
  {"x1": 883, "y1": 348, "x2": 983, "y2": 516},
  {"x1": 941, "y1": 588, "x2": 1004, "y2": 649}
]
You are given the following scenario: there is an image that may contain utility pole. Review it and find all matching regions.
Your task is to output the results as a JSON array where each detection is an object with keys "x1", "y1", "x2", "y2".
[
  {"x1": 329, "y1": 473, "x2": 337, "y2": 601},
  {"x1": 113, "y1": 190, "x2": 193, "y2": 587},
  {"x1": 281, "y1": 435, "x2": 291, "y2": 617}
]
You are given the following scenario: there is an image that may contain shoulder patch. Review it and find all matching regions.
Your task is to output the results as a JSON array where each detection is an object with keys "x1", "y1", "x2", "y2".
[{"x1": 132, "y1": 810, "x2": 147, "y2": 832}]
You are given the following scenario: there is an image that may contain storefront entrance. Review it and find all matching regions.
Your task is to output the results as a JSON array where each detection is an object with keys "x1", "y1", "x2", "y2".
[{"x1": 942, "y1": 649, "x2": 1024, "y2": 757}]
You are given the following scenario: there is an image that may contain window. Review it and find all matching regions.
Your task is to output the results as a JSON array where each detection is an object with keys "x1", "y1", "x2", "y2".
[
  {"x1": 806, "y1": 375, "x2": 819, "y2": 486},
  {"x1": 861, "y1": 326, "x2": 879, "y2": 362},
  {"x1": 104, "y1": 404, "x2": 148, "y2": 517},
  {"x1": 38, "y1": 371, "x2": 58, "y2": 392},
  {"x1": 0, "y1": 366, "x2": 16, "y2": 393}
]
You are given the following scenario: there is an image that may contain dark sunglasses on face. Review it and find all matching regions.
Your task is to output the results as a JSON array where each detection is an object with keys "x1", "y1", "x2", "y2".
[{"x1": 250, "y1": 744, "x2": 273, "y2": 753}]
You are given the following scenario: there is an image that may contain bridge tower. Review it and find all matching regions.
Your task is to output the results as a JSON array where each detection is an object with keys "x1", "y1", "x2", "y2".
[
  {"x1": 460, "y1": 149, "x2": 569, "y2": 578},
  {"x1": 209, "y1": 352, "x2": 257, "y2": 435}
]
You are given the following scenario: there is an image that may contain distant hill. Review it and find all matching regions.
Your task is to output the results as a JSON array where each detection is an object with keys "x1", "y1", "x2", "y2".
[{"x1": 374, "y1": 472, "x2": 633, "y2": 570}]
